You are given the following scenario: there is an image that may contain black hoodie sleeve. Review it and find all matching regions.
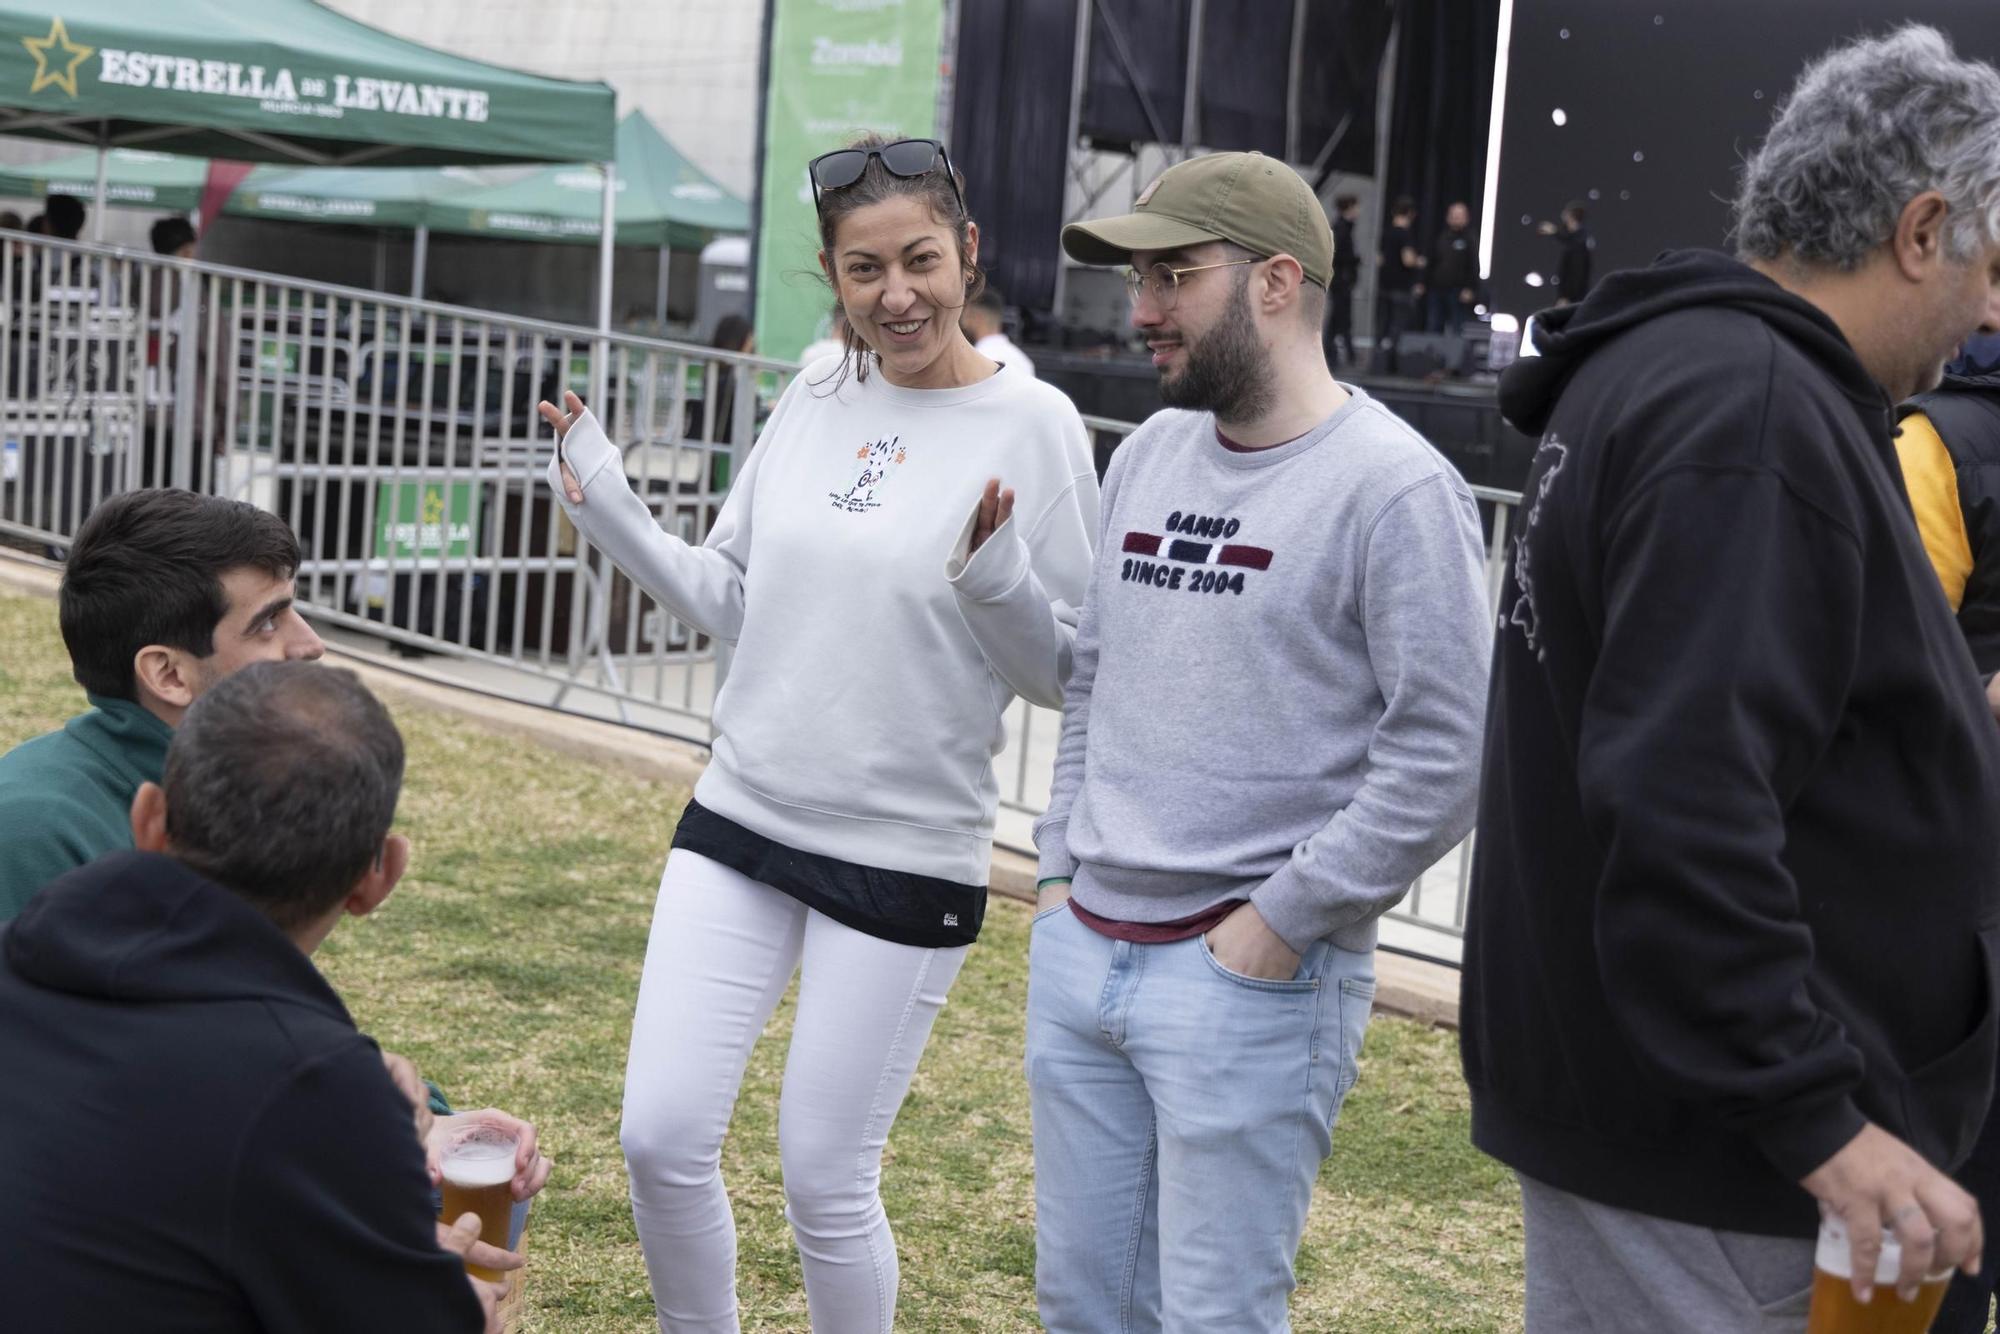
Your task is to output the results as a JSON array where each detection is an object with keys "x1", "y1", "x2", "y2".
[
  {"x1": 227, "y1": 1039, "x2": 484, "y2": 1333},
  {"x1": 1577, "y1": 460, "x2": 1870, "y2": 1183}
]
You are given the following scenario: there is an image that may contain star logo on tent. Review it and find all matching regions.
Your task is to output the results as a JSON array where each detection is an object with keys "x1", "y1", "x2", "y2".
[{"x1": 23, "y1": 17, "x2": 92, "y2": 99}]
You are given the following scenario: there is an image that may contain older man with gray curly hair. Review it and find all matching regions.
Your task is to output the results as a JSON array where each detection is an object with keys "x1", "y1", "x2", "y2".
[{"x1": 1463, "y1": 24, "x2": 2000, "y2": 1334}]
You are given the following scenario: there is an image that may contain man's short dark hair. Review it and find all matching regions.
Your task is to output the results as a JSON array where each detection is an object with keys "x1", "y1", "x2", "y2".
[
  {"x1": 1334, "y1": 194, "x2": 1359, "y2": 212},
  {"x1": 969, "y1": 287, "x2": 1005, "y2": 319},
  {"x1": 59, "y1": 490, "x2": 301, "y2": 702},
  {"x1": 1563, "y1": 201, "x2": 1587, "y2": 224},
  {"x1": 164, "y1": 663, "x2": 405, "y2": 930},
  {"x1": 149, "y1": 217, "x2": 196, "y2": 256},
  {"x1": 44, "y1": 194, "x2": 84, "y2": 240},
  {"x1": 1392, "y1": 195, "x2": 1416, "y2": 217}
]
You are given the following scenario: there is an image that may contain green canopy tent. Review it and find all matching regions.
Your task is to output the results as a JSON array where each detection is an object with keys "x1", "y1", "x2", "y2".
[
  {"x1": 0, "y1": 144, "x2": 203, "y2": 209},
  {"x1": 432, "y1": 112, "x2": 747, "y2": 322},
  {"x1": 0, "y1": 111, "x2": 748, "y2": 317},
  {"x1": 229, "y1": 161, "x2": 524, "y2": 299},
  {"x1": 0, "y1": 0, "x2": 620, "y2": 353},
  {"x1": 439, "y1": 111, "x2": 746, "y2": 245},
  {"x1": 0, "y1": 2, "x2": 613, "y2": 165},
  {"x1": 0, "y1": 145, "x2": 514, "y2": 293}
]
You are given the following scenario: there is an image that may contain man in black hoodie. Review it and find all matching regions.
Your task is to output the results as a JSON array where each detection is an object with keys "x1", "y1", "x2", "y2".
[
  {"x1": 0, "y1": 662, "x2": 499, "y2": 1333},
  {"x1": 1463, "y1": 24, "x2": 2000, "y2": 1331}
]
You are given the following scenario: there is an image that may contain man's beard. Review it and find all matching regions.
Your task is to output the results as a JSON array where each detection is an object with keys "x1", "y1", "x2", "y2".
[{"x1": 1158, "y1": 276, "x2": 1275, "y2": 421}]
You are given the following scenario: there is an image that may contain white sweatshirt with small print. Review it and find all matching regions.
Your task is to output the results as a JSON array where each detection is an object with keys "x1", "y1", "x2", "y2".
[{"x1": 549, "y1": 356, "x2": 1098, "y2": 885}]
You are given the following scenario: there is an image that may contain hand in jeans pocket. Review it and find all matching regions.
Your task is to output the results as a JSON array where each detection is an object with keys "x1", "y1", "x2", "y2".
[{"x1": 1202, "y1": 902, "x2": 1301, "y2": 981}]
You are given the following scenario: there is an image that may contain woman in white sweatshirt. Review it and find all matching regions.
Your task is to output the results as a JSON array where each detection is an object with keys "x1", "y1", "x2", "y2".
[{"x1": 537, "y1": 134, "x2": 1097, "y2": 1334}]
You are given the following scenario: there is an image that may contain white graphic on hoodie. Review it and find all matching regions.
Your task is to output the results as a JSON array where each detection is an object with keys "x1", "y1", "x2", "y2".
[{"x1": 1502, "y1": 434, "x2": 1567, "y2": 660}]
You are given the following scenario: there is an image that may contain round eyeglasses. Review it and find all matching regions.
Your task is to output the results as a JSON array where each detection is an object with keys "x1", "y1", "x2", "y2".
[{"x1": 1123, "y1": 257, "x2": 1259, "y2": 310}]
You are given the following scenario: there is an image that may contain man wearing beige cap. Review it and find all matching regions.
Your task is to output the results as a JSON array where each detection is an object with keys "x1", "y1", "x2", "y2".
[{"x1": 1028, "y1": 151, "x2": 1491, "y2": 1329}]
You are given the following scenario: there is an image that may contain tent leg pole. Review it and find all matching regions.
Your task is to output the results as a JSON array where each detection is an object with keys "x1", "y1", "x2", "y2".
[
  {"x1": 373, "y1": 233, "x2": 387, "y2": 293},
  {"x1": 1182, "y1": 0, "x2": 1206, "y2": 157},
  {"x1": 593, "y1": 161, "x2": 616, "y2": 405},
  {"x1": 1051, "y1": 0, "x2": 1093, "y2": 324},
  {"x1": 411, "y1": 224, "x2": 429, "y2": 301},
  {"x1": 92, "y1": 128, "x2": 108, "y2": 242},
  {"x1": 656, "y1": 244, "x2": 670, "y2": 328}
]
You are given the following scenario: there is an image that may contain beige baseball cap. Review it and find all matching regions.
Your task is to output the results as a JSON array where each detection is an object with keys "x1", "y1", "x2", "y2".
[{"x1": 1061, "y1": 151, "x2": 1334, "y2": 288}]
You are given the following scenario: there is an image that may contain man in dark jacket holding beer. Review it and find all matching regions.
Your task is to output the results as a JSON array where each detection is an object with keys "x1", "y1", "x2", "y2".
[
  {"x1": 0, "y1": 664, "x2": 501, "y2": 1333},
  {"x1": 1463, "y1": 25, "x2": 2000, "y2": 1331}
]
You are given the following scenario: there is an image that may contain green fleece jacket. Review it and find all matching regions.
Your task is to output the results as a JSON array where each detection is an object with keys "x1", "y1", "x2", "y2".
[
  {"x1": 0, "y1": 695, "x2": 170, "y2": 921},
  {"x1": 0, "y1": 695, "x2": 454, "y2": 1115}
]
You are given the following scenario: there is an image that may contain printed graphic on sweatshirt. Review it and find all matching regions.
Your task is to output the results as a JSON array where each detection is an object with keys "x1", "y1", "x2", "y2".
[
  {"x1": 1501, "y1": 435, "x2": 1567, "y2": 659},
  {"x1": 829, "y1": 436, "x2": 907, "y2": 513},
  {"x1": 1116, "y1": 508, "x2": 1274, "y2": 596}
]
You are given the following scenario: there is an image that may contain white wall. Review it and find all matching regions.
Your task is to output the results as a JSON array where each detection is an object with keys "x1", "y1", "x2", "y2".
[{"x1": 317, "y1": 0, "x2": 763, "y2": 199}]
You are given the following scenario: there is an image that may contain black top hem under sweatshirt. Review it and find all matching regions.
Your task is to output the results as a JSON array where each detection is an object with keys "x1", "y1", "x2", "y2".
[{"x1": 673, "y1": 799, "x2": 984, "y2": 947}]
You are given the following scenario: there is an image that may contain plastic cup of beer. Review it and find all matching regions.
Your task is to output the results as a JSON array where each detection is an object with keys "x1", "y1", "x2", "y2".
[
  {"x1": 437, "y1": 1123, "x2": 518, "y2": 1282},
  {"x1": 1807, "y1": 1214, "x2": 1953, "y2": 1333}
]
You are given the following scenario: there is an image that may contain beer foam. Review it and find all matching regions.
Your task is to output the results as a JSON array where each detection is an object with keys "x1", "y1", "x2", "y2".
[
  {"x1": 1816, "y1": 1215, "x2": 1950, "y2": 1286},
  {"x1": 442, "y1": 1138, "x2": 516, "y2": 1189}
]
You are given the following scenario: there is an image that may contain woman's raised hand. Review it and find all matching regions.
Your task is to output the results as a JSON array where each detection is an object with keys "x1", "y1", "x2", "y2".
[
  {"x1": 537, "y1": 390, "x2": 587, "y2": 502},
  {"x1": 969, "y1": 478, "x2": 1015, "y2": 554}
]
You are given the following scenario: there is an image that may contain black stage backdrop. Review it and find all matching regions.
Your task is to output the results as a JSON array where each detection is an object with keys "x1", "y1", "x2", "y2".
[
  {"x1": 954, "y1": 0, "x2": 1389, "y2": 323},
  {"x1": 1487, "y1": 1, "x2": 2000, "y2": 325},
  {"x1": 1379, "y1": 0, "x2": 1503, "y2": 275},
  {"x1": 1081, "y1": 0, "x2": 1192, "y2": 149},
  {"x1": 951, "y1": 0, "x2": 1080, "y2": 321},
  {"x1": 1294, "y1": 0, "x2": 1395, "y2": 187}
]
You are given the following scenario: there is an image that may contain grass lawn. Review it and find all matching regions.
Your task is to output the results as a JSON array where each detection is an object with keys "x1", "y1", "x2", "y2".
[{"x1": 0, "y1": 589, "x2": 1524, "y2": 1331}]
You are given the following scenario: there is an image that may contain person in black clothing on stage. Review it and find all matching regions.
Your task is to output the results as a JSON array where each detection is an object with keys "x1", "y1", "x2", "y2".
[
  {"x1": 1420, "y1": 200, "x2": 1477, "y2": 335},
  {"x1": 1325, "y1": 194, "x2": 1361, "y2": 366},
  {"x1": 1464, "y1": 24, "x2": 2000, "y2": 1333},
  {"x1": 1538, "y1": 201, "x2": 1595, "y2": 305},
  {"x1": 1373, "y1": 195, "x2": 1422, "y2": 375}
]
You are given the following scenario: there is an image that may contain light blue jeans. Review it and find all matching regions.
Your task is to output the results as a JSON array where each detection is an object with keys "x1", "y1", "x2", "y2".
[{"x1": 1025, "y1": 902, "x2": 1377, "y2": 1333}]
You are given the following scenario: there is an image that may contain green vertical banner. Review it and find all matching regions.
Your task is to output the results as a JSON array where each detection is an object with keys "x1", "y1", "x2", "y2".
[{"x1": 754, "y1": 0, "x2": 946, "y2": 364}]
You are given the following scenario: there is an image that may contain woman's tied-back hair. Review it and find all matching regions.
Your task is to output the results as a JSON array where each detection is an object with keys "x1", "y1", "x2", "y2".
[
  {"x1": 814, "y1": 132, "x2": 983, "y2": 386},
  {"x1": 1733, "y1": 24, "x2": 2000, "y2": 272}
]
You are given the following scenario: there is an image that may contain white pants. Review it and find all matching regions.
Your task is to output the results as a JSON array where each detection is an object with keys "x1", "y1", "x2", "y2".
[{"x1": 621, "y1": 849, "x2": 969, "y2": 1334}]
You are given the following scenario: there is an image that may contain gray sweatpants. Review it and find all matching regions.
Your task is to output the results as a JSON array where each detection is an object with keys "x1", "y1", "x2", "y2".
[{"x1": 1519, "y1": 1173, "x2": 1816, "y2": 1333}]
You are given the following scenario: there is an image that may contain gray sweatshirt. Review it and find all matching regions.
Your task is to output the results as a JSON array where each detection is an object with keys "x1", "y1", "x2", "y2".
[{"x1": 1034, "y1": 389, "x2": 1491, "y2": 953}]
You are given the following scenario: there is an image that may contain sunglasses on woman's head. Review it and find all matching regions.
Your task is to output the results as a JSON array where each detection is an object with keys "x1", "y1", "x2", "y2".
[{"x1": 809, "y1": 139, "x2": 966, "y2": 214}]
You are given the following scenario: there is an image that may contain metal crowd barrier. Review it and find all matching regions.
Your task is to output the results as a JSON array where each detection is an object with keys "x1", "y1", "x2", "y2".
[
  {"x1": 0, "y1": 231, "x2": 1519, "y2": 961},
  {"x1": 0, "y1": 231, "x2": 792, "y2": 734}
]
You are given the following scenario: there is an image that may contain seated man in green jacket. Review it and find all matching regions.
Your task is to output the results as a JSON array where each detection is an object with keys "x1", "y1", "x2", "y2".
[
  {"x1": 0, "y1": 489, "x2": 550, "y2": 1233},
  {"x1": 0, "y1": 490, "x2": 324, "y2": 915}
]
